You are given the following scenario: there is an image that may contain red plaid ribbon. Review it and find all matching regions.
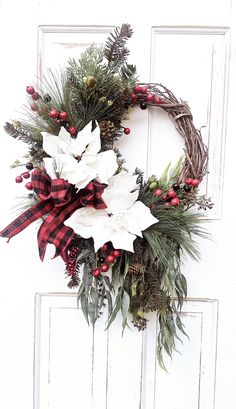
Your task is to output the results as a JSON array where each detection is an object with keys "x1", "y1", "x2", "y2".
[{"x1": 0, "y1": 172, "x2": 107, "y2": 261}]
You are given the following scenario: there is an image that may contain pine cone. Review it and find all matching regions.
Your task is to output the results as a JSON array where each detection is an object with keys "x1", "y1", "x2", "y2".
[
  {"x1": 99, "y1": 120, "x2": 116, "y2": 139},
  {"x1": 129, "y1": 262, "x2": 143, "y2": 275}
]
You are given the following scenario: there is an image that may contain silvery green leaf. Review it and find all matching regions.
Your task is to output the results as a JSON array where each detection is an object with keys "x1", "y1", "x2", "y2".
[
  {"x1": 103, "y1": 275, "x2": 113, "y2": 291},
  {"x1": 105, "y1": 287, "x2": 123, "y2": 329},
  {"x1": 88, "y1": 302, "x2": 96, "y2": 326},
  {"x1": 105, "y1": 290, "x2": 113, "y2": 318},
  {"x1": 77, "y1": 283, "x2": 85, "y2": 305},
  {"x1": 81, "y1": 293, "x2": 89, "y2": 324},
  {"x1": 121, "y1": 290, "x2": 130, "y2": 332}
]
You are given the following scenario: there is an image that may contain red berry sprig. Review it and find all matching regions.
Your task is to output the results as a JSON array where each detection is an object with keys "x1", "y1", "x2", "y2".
[
  {"x1": 94, "y1": 244, "x2": 122, "y2": 276},
  {"x1": 66, "y1": 245, "x2": 79, "y2": 276},
  {"x1": 184, "y1": 178, "x2": 200, "y2": 189},
  {"x1": 131, "y1": 85, "x2": 165, "y2": 107}
]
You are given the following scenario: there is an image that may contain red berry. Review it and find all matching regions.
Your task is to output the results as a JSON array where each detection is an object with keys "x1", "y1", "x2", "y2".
[
  {"x1": 30, "y1": 103, "x2": 38, "y2": 111},
  {"x1": 164, "y1": 202, "x2": 170, "y2": 207},
  {"x1": 59, "y1": 111, "x2": 68, "y2": 120},
  {"x1": 133, "y1": 85, "x2": 141, "y2": 94},
  {"x1": 185, "y1": 178, "x2": 193, "y2": 185},
  {"x1": 101, "y1": 243, "x2": 108, "y2": 252},
  {"x1": 124, "y1": 127, "x2": 130, "y2": 135},
  {"x1": 56, "y1": 119, "x2": 61, "y2": 125},
  {"x1": 146, "y1": 93, "x2": 154, "y2": 102},
  {"x1": 68, "y1": 126, "x2": 77, "y2": 135},
  {"x1": 49, "y1": 109, "x2": 59, "y2": 119},
  {"x1": 32, "y1": 92, "x2": 40, "y2": 100},
  {"x1": 92, "y1": 268, "x2": 101, "y2": 277},
  {"x1": 25, "y1": 182, "x2": 33, "y2": 190},
  {"x1": 162, "y1": 194, "x2": 168, "y2": 201},
  {"x1": 26, "y1": 86, "x2": 35, "y2": 95},
  {"x1": 100, "y1": 263, "x2": 109, "y2": 272},
  {"x1": 153, "y1": 189, "x2": 163, "y2": 197},
  {"x1": 191, "y1": 179, "x2": 200, "y2": 188},
  {"x1": 15, "y1": 175, "x2": 23, "y2": 183},
  {"x1": 106, "y1": 254, "x2": 115, "y2": 263},
  {"x1": 113, "y1": 249, "x2": 121, "y2": 258},
  {"x1": 22, "y1": 172, "x2": 30, "y2": 179},
  {"x1": 170, "y1": 197, "x2": 180, "y2": 206},
  {"x1": 140, "y1": 86, "x2": 148, "y2": 94},
  {"x1": 131, "y1": 93, "x2": 138, "y2": 101},
  {"x1": 154, "y1": 96, "x2": 163, "y2": 104},
  {"x1": 167, "y1": 190, "x2": 177, "y2": 198}
]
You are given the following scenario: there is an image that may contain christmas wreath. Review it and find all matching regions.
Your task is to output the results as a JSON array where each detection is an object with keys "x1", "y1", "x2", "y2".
[{"x1": 0, "y1": 24, "x2": 213, "y2": 367}]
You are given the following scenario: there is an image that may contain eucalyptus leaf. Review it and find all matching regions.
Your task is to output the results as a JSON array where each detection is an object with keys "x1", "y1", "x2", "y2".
[
  {"x1": 81, "y1": 293, "x2": 89, "y2": 324},
  {"x1": 105, "y1": 290, "x2": 113, "y2": 319},
  {"x1": 121, "y1": 290, "x2": 130, "y2": 333},
  {"x1": 105, "y1": 287, "x2": 123, "y2": 329}
]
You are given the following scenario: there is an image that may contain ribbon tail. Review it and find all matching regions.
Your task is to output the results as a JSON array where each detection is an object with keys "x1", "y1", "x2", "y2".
[
  {"x1": 37, "y1": 194, "x2": 81, "y2": 261},
  {"x1": 0, "y1": 200, "x2": 53, "y2": 240}
]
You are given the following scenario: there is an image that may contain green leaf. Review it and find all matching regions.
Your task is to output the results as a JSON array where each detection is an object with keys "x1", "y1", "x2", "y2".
[
  {"x1": 121, "y1": 290, "x2": 130, "y2": 333},
  {"x1": 169, "y1": 156, "x2": 184, "y2": 182},
  {"x1": 176, "y1": 314, "x2": 189, "y2": 338},
  {"x1": 82, "y1": 265, "x2": 93, "y2": 297},
  {"x1": 90, "y1": 287, "x2": 99, "y2": 319},
  {"x1": 103, "y1": 275, "x2": 113, "y2": 292},
  {"x1": 77, "y1": 283, "x2": 85, "y2": 305},
  {"x1": 105, "y1": 287, "x2": 123, "y2": 329},
  {"x1": 159, "y1": 162, "x2": 171, "y2": 184},
  {"x1": 105, "y1": 290, "x2": 113, "y2": 319},
  {"x1": 88, "y1": 302, "x2": 96, "y2": 326},
  {"x1": 81, "y1": 293, "x2": 89, "y2": 324}
]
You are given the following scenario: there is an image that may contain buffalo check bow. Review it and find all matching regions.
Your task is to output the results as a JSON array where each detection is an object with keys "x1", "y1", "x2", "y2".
[{"x1": 0, "y1": 171, "x2": 107, "y2": 262}]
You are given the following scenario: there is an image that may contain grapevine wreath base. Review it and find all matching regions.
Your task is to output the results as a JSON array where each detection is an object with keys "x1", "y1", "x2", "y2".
[{"x1": 0, "y1": 24, "x2": 213, "y2": 367}]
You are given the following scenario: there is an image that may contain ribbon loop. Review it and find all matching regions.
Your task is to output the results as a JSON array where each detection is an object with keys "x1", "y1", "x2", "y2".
[{"x1": 32, "y1": 172, "x2": 72, "y2": 206}]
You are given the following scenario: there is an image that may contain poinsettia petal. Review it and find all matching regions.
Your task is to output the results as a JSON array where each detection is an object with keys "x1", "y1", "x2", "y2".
[
  {"x1": 125, "y1": 201, "x2": 158, "y2": 236},
  {"x1": 105, "y1": 171, "x2": 138, "y2": 195},
  {"x1": 43, "y1": 157, "x2": 58, "y2": 179},
  {"x1": 42, "y1": 127, "x2": 72, "y2": 157},
  {"x1": 88, "y1": 150, "x2": 118, "y2": 185},
  {"x1": 65, "y1": 207, "x2": 111, "y2": 251},
  {"x1": 70, "y1": 122, "x2": 95, "y2": 156},
  {"x1": 81, "y1": 124, "x2": 101, "y2": 159},
  {"x1": 109, "y1": 228, "x2": 136, "y2": 252}
]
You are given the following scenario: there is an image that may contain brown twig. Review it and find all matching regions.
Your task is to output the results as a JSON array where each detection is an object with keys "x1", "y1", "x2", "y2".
[{"x1": 138, "y1": 83, "x2": 208, "y2": 181}]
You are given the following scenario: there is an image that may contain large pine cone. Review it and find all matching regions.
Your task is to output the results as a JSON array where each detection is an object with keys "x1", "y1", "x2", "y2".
[{"x1": 99, "y1": 120, "x2": 116, "y2": 139}]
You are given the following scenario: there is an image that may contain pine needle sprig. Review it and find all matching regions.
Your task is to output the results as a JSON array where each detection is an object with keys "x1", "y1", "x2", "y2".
[
  {"x1": 104, "y1": 24, "x2": 133, "y2": 69},
  {"x1": 4, "y1": 122, "x2": 36, "y2": 143}
]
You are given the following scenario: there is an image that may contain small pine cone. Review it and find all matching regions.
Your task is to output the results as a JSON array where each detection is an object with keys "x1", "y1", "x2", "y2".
[
  {"x1": 129, "y1": 262, "x2": 143, "y2": 275},
  {"x1": 99, "y1": 120, "x2": 116, "y2": 139},
  {"x1": 67, "y1": 273, "x2": 80, "y2": 289}
]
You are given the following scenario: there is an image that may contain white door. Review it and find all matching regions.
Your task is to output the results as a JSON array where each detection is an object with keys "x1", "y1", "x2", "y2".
[{"x1": 0, "y1": 1, "x2": 235, "y2": 408}]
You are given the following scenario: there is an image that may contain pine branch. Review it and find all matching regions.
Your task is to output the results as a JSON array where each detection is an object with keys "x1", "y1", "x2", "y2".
[
  {"x1": 104, "y1": 24, "x2": 133, "y2": 68},
  {"x1": 4, "y1": 122, "x2": 35, "y2": 142}
]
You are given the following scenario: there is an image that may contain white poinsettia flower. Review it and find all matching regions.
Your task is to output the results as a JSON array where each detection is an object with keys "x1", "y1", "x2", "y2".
[
  {"x1": 41, "y1": 122, "x2": 118, "y2": 190},
  {"x1": 65, "y1": 171, "x2": 158, "y2": 252}
]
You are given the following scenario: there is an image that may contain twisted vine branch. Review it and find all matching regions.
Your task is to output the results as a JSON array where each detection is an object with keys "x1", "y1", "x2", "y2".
[{"x1": 138, "y1": 83, "x2": 208, "y2": 181}]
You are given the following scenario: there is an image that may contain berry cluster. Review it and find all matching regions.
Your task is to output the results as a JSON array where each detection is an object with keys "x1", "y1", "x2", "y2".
[
  {"x1": 66, "y1": 245, "x2": 80, "y2": 276},
  {"x1": 26, "y1": 85, "x2": 77, "y2": 136},
  {"x1": 130, "y1": 85, "x2": 164, "y2": 110},
  {"x1": 149, "y1": 177, "x2": 200, "y2": 208},
  {"x1": 15, "y1": 162, "x2": 34, "y2": 190},
  {"x1": 92, "y1": 243, "x2": 121, "y2": 277},
  {"x1": 48, "y1": 109, "x2": 77, "y2": 136}
]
